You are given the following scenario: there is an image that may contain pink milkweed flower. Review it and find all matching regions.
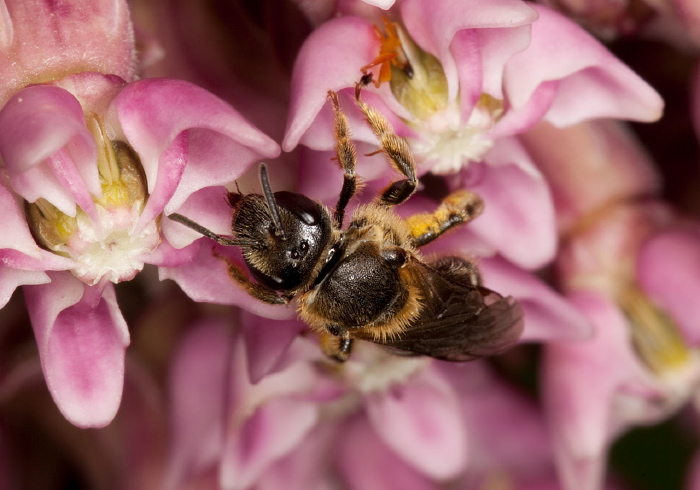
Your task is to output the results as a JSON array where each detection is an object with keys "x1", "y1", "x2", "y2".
[
  {"x1": 283, "y1": 0, "x2": 663, "y2": 269},
  {"x1": 0, "y1": 0, "x2": 279, "y2": 428},
  {"x1": 165, "y1": 250, "x2": 591, "y2": 489},
  {"x1": 544, "y1": 203, "x2": 700, "y2": 490},
  {"x1": 522, "y1": 114, "x2": 700, "y2": 489},
  {"x1": 165, "y1": 317, "x2": 324, "y2": 490},
  {"x1": 0, "y1": 76, "x2": 279, "y2": 429}
]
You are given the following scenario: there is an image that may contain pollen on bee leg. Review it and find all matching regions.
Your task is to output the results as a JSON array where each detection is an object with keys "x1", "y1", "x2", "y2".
[{"x1": 406, "y1": 190, "x2": 484, "y2": 247}]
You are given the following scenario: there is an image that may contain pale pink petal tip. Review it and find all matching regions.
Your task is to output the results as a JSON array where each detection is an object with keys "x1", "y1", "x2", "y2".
[{"x1": 505, "y1": 5, "x2": 663, "y2": 127}]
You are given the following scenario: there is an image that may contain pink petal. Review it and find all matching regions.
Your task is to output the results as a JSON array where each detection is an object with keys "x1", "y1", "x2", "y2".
[
  {"x1": 0, "y1": 85, "x2": 99, "y2": 217},
  {"x1": 143, "y1": 238, "x2": 200, "y2": 268},
  {"x1": 637, "y1": 229, "x2": 700, "y2": 346},
  {"x1": 520, "y1": 120, "x2": 660, "y2": 232},
  {"x1": 24, "y1": 274, "x2": 130, "y2": 427},
  {"x1": 220, "y1": 397, "x2": 318, "y2": 490},
  {"x1": 256, "y1": 423, "x2": 339, "y2": 490},
  {"x1": 159, "y1": 242, "x2": 296, "y2": 320},
  {"x1": 479, "y1": 257, "x2": 592, "y2": 342},
  {"x1": 0, "y1": 267, "x2": 49, "y2": 309},
  {"x1": 477, "y1": 24, "x2": 533, "y2": 101},
  {"x1": 161, "y1": 186, "x2": 234, "y2": 249},
  {"x1": 0, "y1": 245, "x2": 75, "y2": 310},
  {"x1": 283, "y1": 16, "x2": 379, "y2": 152},
  {"x1": 0, "y1": 181, "x2": 48, "y2": 257},
  {"x1": 451, "y1": 23, "x2": 533, "y2": 120},
  {"x1": 365, "y1": 367, "x2": 467, "y2": 480},
  {"x1": 221, "y1": 333, "x2": 320, "y2": 490},
  {"x1": 337, "y1": 416, "x2": 437, "y2": 490},
  {"x1": 240, "y1": 310, "x2": 307, "y2": 384},
  {"x1": 543, "y1": 291, "x2": 655, "y2": 490},
  {"x1": 0, "y1": 0, "x2": 135, "y2": 106},
  {"x1": 400, "y1": 0, "x2": 538, "y2": 103},
  {"x1": 166, "y1": 319, "x2": 231, "y2": 490},
  {"x1": 446, "y1": 363, "x2": 551, "y2": 476},
  {"x1": 469, "y1": 139, "x2": 557, "y2": 269},
  {"x1": 503, "y1": 5, "x2": 663, "y2": 129},
  {"x1": 110, "y1": 78, "x2": 280, "y2": 228}
]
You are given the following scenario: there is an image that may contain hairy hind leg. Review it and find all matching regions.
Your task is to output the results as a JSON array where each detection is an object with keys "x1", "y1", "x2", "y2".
[
  {"x1": 319, "y1": 328, "x2": 353, "y2": 362},
  {"x1": 406, "y1": 190, "x2": 484, "y2": 247}
]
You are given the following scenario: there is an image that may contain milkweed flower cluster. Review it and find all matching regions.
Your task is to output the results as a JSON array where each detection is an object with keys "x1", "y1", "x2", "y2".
[{"x1": 0, "y1": 0, "x2": 698, "y2": 489}]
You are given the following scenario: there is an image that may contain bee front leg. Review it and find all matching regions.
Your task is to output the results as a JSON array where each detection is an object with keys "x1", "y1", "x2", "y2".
[
  {"x1": 328, "y1": 90, "x2": 359, "y2": 228},
  {"x1": 354, "y1": 84, "x2": 417, "y2": 208},
  {"x1": 320, "y1": 327, "x2": 353, "y2": 362},
  {"x1": 213, "y1": 250, "x2": 289, "y2": 305},
  {"x1": 406, "y1": 190, "x2": 484, "y2": 247}
]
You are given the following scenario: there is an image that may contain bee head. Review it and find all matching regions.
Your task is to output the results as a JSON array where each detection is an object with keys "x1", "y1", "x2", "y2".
[{"x1": 232, "y1": 165, "x2": 332, "y2": 292}]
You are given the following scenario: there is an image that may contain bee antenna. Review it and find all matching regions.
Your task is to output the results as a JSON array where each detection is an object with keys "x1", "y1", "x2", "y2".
[
  {"x1": 259, "y1": 163, "x2": 286, "y2": 240},
  {"x1": 168, "y1": 213, "x2": 258, "y2": 247}
]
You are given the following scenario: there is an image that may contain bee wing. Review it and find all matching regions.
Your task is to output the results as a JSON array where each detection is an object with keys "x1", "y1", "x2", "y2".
[{"x1": 359, "y1": 262, "x2": 524, "y2": 362}]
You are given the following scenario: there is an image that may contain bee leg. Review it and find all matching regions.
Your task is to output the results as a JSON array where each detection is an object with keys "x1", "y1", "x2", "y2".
[
  {"x1": 328, "y1": 90, "x2": 359, "y2": 228},
  {"x1": 212, "y1": 250, "x2": 289, "y2": 305},
  {"x1": 429, "y1": 256, "x2": 482, "y2": 287},
  {"x1": 354, "y1": 83, "x2": 417, "y2": 207},
  {"x1": 406, "y1": 190, "x2": 484, "y2": 247},
  {"x1": 319, "y1": 328, "x2": 353, "y2": 362}
]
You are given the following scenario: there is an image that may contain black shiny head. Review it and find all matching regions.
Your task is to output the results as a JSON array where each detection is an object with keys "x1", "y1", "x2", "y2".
[{"x1": 231, "y1": 165, "x2": 332, "y2": 292}]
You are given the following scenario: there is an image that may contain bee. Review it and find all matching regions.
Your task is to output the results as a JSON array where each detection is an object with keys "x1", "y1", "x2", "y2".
[{"x1": 169, "y1": 84, "x2": 523, "y2": 362}]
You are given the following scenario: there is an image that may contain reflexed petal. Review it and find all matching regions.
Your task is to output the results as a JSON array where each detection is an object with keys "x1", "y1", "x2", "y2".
[
  {"x1": 503, "y1": 5, "x2": 663, "y2": 128},
  {"x1": 24, "y1": 274, "x2": 130, "y2": 428},
  {"x1": 479, "y1": 257, "x2": 592, "y2": 342},
  {"x1": 365, "y1": 367, "x2": 467, "y2": 480},
  {"x1": 637, "y1": 229, "x2": 700, "y2": 346},
  {"x1": 221, "y1": 331, "x2": 320, "y2": 490}
]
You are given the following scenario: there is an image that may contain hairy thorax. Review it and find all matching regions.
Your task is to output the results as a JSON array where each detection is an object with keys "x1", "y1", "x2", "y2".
[{"x1": 298, "y1": 204, "x2": 423, "y2": 339}]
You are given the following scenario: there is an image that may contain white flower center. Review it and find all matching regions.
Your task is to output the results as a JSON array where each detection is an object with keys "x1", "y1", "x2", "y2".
[
  {"x1": 410, "y1": 103, "x2": 496, "y2": 174},
  {"x1": 56, "y1": 201, "x2": 159, "y2": 286}
]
